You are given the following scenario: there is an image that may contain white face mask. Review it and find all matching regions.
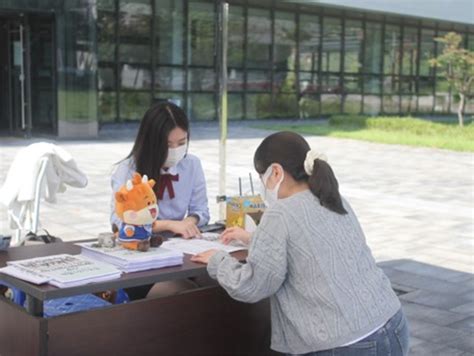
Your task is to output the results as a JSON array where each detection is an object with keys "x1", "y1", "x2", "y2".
[
  {"x1": 164, "y1": 145, "x2": 187, "y2": 168},
  {"x1": 259, "y1": 164, "x2": 284, "y2": 207}
]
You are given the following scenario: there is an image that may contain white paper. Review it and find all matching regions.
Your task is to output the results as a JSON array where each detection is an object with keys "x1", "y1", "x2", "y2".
[
  {"x1": 162, "y1": 238, "x2": 247, "y2": 256},
  {"x1": 0, "y1": 265, "x2": 50, "y2": 285},
  {"x1": 7, "y1": 254, "x2": 121, "y2": 285},
  {"x1": 77, "y1": 242, "x2": 184, "y2": 273}
]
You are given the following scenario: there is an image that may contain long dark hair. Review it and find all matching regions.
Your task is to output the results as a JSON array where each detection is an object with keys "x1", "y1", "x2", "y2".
[
  {"x1": 253, "y1": 131, "x2": 347, "y2": 215},
  {"x1": 126, "y1": 102, "x2": 189, "y2": 196}
]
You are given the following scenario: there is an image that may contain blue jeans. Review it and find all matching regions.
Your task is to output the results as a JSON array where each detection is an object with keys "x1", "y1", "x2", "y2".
[{"x1": 288, "y1": 308, "x2": 410, "y2": 356}]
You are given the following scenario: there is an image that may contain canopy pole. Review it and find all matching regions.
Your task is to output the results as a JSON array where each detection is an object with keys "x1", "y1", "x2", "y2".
[{"x1": 218, "y1": 1, "x2": 229, "y2": 221}]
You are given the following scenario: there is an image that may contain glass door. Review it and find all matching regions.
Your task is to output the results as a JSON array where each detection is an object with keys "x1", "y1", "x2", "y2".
[{"x1": 0, "y1": 13, "x2": 56, "y2": 136}]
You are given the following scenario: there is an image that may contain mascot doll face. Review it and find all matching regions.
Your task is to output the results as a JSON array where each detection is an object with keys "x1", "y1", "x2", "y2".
[{"x1": 115, "y1": 173, "x2": 158, "y2": 226}]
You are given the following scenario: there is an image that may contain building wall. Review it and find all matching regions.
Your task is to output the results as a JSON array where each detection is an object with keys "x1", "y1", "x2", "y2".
[
  {"x1": 1, "y1": 0, "x2": 474, "y2": 134},
  {"x1": 97, "y1": 0, "x2": 474, "y2": 123}
]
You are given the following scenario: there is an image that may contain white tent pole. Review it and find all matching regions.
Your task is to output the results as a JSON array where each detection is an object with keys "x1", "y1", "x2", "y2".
[{"x1": 218, "y1": 1, "x2": 229, "y2": 221}]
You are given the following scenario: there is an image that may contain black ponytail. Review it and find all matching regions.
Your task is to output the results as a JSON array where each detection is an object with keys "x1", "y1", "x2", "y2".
[
  {"x1": 308, "y1": 159, "x2": 347, "y2": 215},
  {"x1": 254, "y1": 131, "x2": 347, "y2": 215}
]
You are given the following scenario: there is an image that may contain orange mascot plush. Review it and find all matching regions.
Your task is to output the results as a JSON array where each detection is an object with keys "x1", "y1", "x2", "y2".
[{"x1": 115, "y1": 173, "x2": 159, "y2": 251}]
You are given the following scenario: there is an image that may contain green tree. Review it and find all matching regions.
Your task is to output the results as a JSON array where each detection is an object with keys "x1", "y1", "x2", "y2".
[{"x1": 430, "y1": 32, "x2": 474, "y2": 127}]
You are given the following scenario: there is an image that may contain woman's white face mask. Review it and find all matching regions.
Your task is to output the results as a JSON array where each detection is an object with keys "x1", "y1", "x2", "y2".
[
  {"x1": 164, "y1": 144, "x2": 187, "y2": 168},
  {"x1": 259, "y1": 164, "x2": 284, "y2": 207}
]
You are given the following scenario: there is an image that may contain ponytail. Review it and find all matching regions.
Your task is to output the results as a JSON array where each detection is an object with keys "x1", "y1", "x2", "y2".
[
  {"x1": 307, "y1": 159, "x2": 347, "y2": 215},
  {"x1": 254, "y1": 131, "x2": 347, "y2": 215}
]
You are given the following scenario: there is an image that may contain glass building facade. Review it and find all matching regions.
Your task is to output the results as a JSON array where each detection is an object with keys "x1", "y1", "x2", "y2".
[{"x1": 0, "y1": 0, "x2": 473, "y2": 137}]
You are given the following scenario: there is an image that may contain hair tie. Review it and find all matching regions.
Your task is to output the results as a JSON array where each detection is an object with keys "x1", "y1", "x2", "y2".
[{"x1": 304, "y1": 150, "x2": 328, "y2": 175}]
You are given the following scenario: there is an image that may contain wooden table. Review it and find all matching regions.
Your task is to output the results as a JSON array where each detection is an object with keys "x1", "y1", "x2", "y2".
[{"x1": 0, "y1": 241, "x2": 278, "y2": 356}]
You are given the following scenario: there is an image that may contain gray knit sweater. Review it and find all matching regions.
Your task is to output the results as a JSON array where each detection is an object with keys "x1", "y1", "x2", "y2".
[{"x1": 208, "y1": 189, "x2": 400, "y2": 354}]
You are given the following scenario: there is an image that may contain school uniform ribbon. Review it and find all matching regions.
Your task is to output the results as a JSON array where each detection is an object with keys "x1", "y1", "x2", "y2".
[{"x1": 157, "y1": 173, "x2": 179, "y2": 200}]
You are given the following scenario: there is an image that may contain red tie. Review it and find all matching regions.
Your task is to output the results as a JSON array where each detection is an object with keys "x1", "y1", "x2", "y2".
[{"x1": 157, "y1": 174, "x2": 179, "y2": 200}]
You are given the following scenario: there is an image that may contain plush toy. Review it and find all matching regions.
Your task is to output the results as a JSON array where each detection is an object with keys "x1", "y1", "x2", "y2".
[{"x1": 115, "y1": 172, "x2": 161, "y2": 251}]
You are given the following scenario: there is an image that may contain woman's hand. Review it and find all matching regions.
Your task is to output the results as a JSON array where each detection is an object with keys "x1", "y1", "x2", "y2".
[
  {"x1": 167, "y1": 218, "x2": 201, "y2": 239},
  {"x1": 220, "y1": 227, "x2": 251, "y2": 245},
  {"x1": 191, "y1": 249, "x2": 218, "y2": 264}
]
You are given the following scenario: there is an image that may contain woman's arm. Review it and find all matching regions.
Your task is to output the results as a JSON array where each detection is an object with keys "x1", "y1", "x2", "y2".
[
  {"x1": 193, "y1": 210, "x2": 288, "y2": 303},
  {"x1": 187, "y1": 158, "x2": 210, "y2": 227},
  {"x1": 110, "y1": 160, "x2": 133, "y2": 229},
  {"x1": 152, "y1": 218, "x2": 200, "y2": 238}
]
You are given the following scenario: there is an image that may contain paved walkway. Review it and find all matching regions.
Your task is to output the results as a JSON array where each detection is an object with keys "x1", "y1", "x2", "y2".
[{"x1": 0, "y1": 121, "x2": 473, "y2": 355}]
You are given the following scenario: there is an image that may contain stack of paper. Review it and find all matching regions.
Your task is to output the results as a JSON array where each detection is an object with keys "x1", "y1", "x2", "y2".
[
  {"x1": 162, "y1": 237, "x2": 247, "y2": 256},
  {"x1": 0, "y1": 254, "x2": 122, "y2": 288},
  {"x1": 78, "y1": 242, "x2": 184, "y2": 273}
]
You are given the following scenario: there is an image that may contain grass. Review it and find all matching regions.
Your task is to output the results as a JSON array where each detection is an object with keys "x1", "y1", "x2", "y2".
[{"x1": 256, "y1": 115, "x2": 474, "y2": 152}]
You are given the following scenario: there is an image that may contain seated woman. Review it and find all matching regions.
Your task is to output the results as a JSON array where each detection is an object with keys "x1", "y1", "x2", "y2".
[
  {"x1": 111, "y1": 102, "x2": 210, "y2": 300},
  {"x1": 192, "y1": 131, "x2": 409, "y2": 356}
]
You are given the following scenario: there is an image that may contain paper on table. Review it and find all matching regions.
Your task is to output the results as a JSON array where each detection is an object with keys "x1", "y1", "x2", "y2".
[
  {"x1": 162, "y1": 238, "x2": 247, "y2": 256},
  {"x1": 0, "y1": 265, "x2": 50, "y2": 285},
  {"x1": 7, "y1": 254, "x2": 121, "y2": 285}
]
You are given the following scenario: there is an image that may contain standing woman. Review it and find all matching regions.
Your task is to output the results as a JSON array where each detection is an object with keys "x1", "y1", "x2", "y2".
[
  {"x1": 192, "y1": 131, "x2": 409, "y2": 356},
  {"x1": 111, "y1": 102, "x2": 210, "y2": 299}
]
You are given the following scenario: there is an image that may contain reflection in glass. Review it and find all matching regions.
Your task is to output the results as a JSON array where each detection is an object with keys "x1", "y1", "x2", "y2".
[
  {"x1": 274, "y1": 11, "x2": 296, "y2": 71},
  {"x1": 400, "y1": 76, "x2": 416, "y2": 94},
  {"x1": 344, "y1": 95, "x2": 362, "y2": 114},
  {"x1": 401, "y1": 95, "x2": 417, "y2": 113},
  {"x1": 228, "y1": 93, "x2": 244, "y2": 120},
  {"x1": 155, "y1": 0, "x2": 183, "y2": 65},
  {"x1": 383, "y1": 95, "x2": 399, "y2": 113},
  {"x1": 420, "y1": 29, "x2": 435, "y2": 76},
  {"x1": 363, "y1": 95, "x2": 381, "y2": 115},
  {"x1": 97, "y1": 11, "x2": 116, "y2": 62},
  {"x1": 384, "y1": 25, "x2": 401, "y2": 75},
  {"x1": 188, "y1": 2, "x2": 215, "y2": 67},
  {"x1": 364, "y1": 22, "x2": 382, "y2": 74},
  {"x1": 228, "y1": 6, "x2": 244, "y2": 68},
  {"x1": 436, "y1": 31, "x2": 449, "y2": 77},
  {"x1": 344, "y1": 20, "x2": 363, "y2": 73},
  {"x1": 344, "y1": 75, "x2": 362, "y2": 93},
  {"x1": 119, "y1": 0, "x2": 151, "y2": 38},
  {"x1": 383, "y1": 76, "x2": 399, "y2": 95},
  {"x1": 247, "y1": 70, "x2": 271, "y2": 92},
  {"x1": 245, "y1": 94, "x2": 272, "y2": 119},
  {"x1": 435, "y1": 78, "x2": 450, "y2": 112},
  {"x1": 299, "y1": 72, "x2": 318, "y2": 95},
  {"x1": 98, "y1": 67, "x2": 115, "y2": 90},
  {"x1": 154, "y1": 92, "x2": 183, "y2": 107},
  {"x1": 418, "y1": 76, "x2": 434, "y2": 112},
  {"x1": 274, "y1": 93, "x2": 298, "y2": 118},
  {"x1": 120, "y1": 64, "x2": 151, "y2": 89},
  {"x1": 321, "y1": 17, "x2": 341, "y2": 73},
  {"x1": 299, "y1": 95, "x2": 320, "y2": 118},
  {"x1": 364, "y1": 76, "x2": 381, "y2": 94},
  {"x1": 155, "y1": 67, "x2": 184, "y2": 91},
  {"x1": 228, "y1": 69, "x2": 244, "y2": 91},
  {"x1": 275, "y1": 71, "x2": 296, "y2": 93},
  {"x1": 402, "y1": 27, "x2": 418, "y2": 76},
  {"x1": 120, "y1": 91, "x2": 151, "y2": 120},
  {"x1": 321, "y1": 74, "x2": 341, "y2": 94},
  {"x1": 188, "y1": 68, "x2": 215, "y2": 91},
  {"x1": 98, "y1": 91, "x2": 117, "y2": 122},
  {"x1": 247, "y1": 8, "x2": 271, "y2": 69},
  {"x1": 119, "y1": 43, "x2": 150, "y2": 63},
  {"x1": 187, "y1": 93, "x2": 215, "y2": 120},
  {"x1": 321, "y1": 94, "x2": 341, "y2": 114},
  {"x1": 299, "y1": 14, "x2": 319, "y2": 72}
]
